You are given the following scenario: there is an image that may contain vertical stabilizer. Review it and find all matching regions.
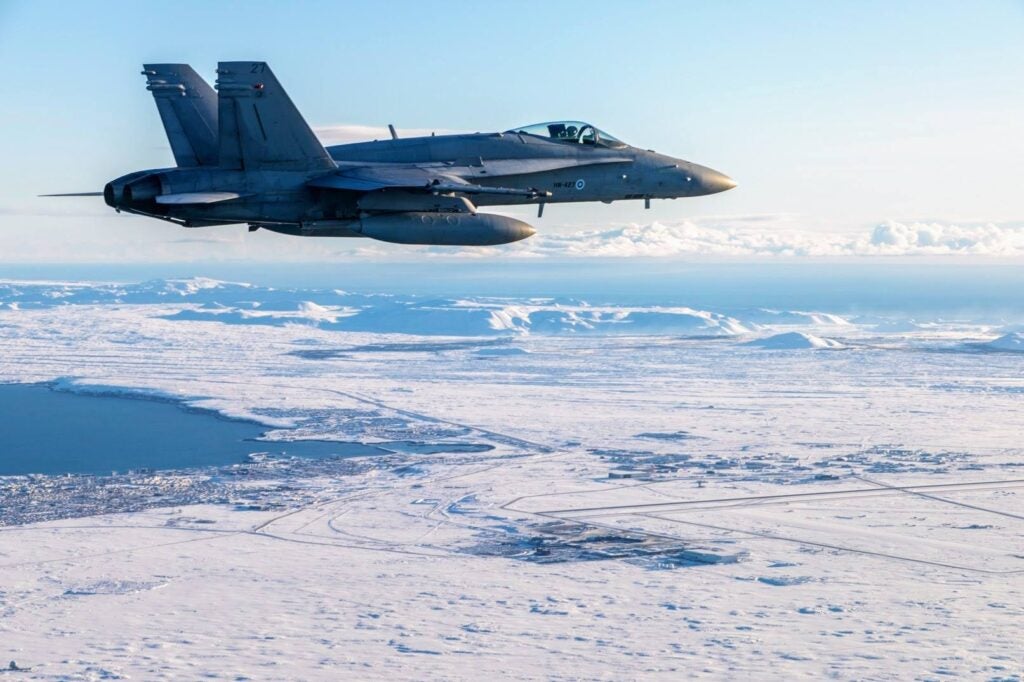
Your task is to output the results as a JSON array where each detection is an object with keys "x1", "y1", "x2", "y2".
[
  {"x1": 215, "y1": 61, "x2": 335, "y2": 172},
  {"x1": 142, "y1": 64, "x2": 218, "y2": 167}
]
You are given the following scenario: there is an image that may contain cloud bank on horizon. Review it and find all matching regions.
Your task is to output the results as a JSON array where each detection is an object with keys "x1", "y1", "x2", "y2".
[
  {"x1": 496, "y1": 219, "x2": 1024, "y2": 259},
  {"x1": 2, "y1": 213, "x2": 1023, "y2": 263}
]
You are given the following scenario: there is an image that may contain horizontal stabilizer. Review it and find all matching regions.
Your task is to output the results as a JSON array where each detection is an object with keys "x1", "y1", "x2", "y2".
[
  {"x1": 155, "y1": 192, "x2": 246, "y2": 205},
  {"x1": 142, "y1": 64, "x2": 218, "y2": 167},
  {"x1": 215, "y1": 61, "x2": 335, "y2": 172}
]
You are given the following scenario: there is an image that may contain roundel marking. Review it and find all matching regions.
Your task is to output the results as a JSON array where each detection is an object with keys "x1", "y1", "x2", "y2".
[{"x1": 575, "y1": 179, "x2": 586, "y2": 190}]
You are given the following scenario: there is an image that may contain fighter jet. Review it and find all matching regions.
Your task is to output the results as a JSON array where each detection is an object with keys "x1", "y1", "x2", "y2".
[{"x1": 49, "y1": 62, "x2": 735, "y2": 246}]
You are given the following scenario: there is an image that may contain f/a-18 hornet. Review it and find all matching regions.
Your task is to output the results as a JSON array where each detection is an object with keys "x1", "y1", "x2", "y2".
[{"x1": 51, "y1": 62, "x2": 735, "y2": 245}]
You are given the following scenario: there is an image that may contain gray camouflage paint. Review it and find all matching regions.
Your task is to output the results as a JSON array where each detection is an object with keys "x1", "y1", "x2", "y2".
[{"x1": 101, "y1": 62, "x2": 735, "y2": 246}]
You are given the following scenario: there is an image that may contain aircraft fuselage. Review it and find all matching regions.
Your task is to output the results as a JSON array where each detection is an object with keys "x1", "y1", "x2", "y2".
[{"x1": 96, "y1": 62, "x2": 735, "y2": 246}]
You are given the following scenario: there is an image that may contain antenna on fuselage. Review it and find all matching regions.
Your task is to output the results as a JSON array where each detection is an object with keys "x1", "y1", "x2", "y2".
[{"x1": 388, "y1": 124, "x2": 399, "y2": 140}]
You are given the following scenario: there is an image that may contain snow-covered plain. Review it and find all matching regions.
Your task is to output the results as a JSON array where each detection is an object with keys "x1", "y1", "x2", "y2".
[{"x1": 0, "y1": 278, "x2": 1022, "y2": 680}]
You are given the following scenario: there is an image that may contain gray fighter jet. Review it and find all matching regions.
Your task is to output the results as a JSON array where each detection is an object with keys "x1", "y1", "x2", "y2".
[{"x1": 51, "y1": 62, "x2": 735, "y2": 246}]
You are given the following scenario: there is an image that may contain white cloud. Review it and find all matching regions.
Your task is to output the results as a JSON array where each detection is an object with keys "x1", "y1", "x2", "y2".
[
  {"x1": 3, "y1": 207, "x2": 1023, "y2": 262},
  {"x1": 864, "y1": 220, "x2": 1023, "y2": 255},
  {"x1": 485, "y1": 218, "x2": 1024, "y2": 259}
]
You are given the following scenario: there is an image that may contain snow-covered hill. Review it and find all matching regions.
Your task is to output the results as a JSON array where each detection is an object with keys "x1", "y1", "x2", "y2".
[{"x1": 744, "y1": 331, "x2": 846, "y2": 350}]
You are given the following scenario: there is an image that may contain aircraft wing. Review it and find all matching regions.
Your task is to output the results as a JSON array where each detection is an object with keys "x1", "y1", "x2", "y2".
[
  {"x1": 309, "y1": 166, "x2": 436, "y2": 192},
  {"x1": 308, "y1": 167, "x2": 550, "y2": 198},
  {"x1": 459, "y1": 156, "x2": 631, "y2": 177},
  {"x1": 310, "y1": 152, "x2": 632, "y2": 197}
]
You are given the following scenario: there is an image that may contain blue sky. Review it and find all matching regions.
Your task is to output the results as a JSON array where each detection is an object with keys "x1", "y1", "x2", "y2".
[{"x1": 0, "y1": 0, "x2": 1022, "y2": 262}]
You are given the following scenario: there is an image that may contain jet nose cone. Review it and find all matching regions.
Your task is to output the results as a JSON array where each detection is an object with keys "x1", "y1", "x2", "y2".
[{"x1": 697, "y1": 169, "x2": 737, "y2": 195}]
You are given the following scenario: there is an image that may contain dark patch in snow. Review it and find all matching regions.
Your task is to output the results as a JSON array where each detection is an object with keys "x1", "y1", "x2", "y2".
[
  {"x1": 466, "y1": 521, "x2": 744, "y2": 569},
  {"x1": 757, "y1": 576, "x2": 814, "y2": 587},
  {"x1": 634, "y1": 431, "x2": 707, "y2": 442}
]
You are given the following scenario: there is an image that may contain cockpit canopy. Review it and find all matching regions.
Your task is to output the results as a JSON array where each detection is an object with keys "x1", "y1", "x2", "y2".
[{"x1": 506, "y1": 121, "x2": 627, "y2": 149}]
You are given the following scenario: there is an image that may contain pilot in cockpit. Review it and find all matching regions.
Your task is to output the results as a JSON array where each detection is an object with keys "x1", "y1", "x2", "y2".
[
  {"x1": 548, "y1": 123, "x2": 573, "y2": 139},
  {"x1": 547, "y1": 123, "x2": 595, "y2": 144},
  {"x1": 509, "y1": 121, "x2": 626, "y2": 148}
]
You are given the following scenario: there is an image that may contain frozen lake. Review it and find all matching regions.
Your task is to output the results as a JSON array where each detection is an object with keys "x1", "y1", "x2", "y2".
[{"x1": 0, "y1": 383, "x2": 384, "y2": 476}]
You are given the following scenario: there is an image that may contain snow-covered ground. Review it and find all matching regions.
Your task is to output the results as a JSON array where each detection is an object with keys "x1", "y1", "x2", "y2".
[{"x1": 0, "y1": 278, "x2": 1022, "y2": 680}]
